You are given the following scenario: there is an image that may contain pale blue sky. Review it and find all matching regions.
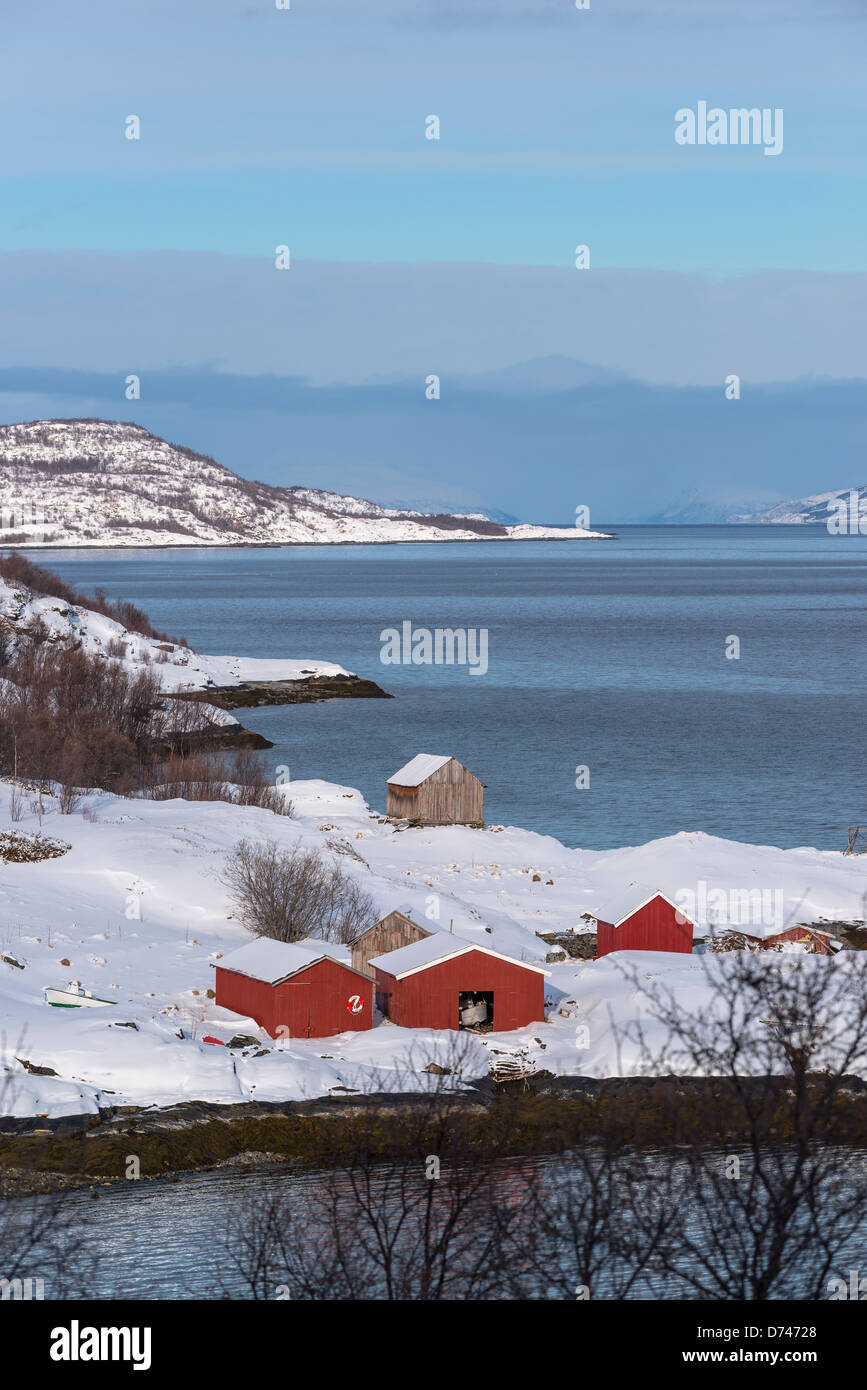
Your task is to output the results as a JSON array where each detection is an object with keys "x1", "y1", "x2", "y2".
[
  {"x1": 2, "y1": 0, "x2": 865, "y2": 270},
  {"x1": 1, "y1": 0, "x2": 865, "y2": 519}
]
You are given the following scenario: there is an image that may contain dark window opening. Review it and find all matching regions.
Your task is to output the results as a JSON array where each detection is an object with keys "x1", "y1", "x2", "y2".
[{"x1": 459, "y1": 990, "x2": 493, "y2": 1032}]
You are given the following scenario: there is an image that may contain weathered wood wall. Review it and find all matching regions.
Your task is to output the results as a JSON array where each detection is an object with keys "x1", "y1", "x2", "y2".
[
  {"x1": 386, "y1": 758, "x2": 484, "y2": 826},
  {"x1": 350, "y1": 910, "x2": 430, "y2": 978}
]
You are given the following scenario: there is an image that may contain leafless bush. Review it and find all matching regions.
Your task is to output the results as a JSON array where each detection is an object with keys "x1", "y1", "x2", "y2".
[
  {"x1": 0, "y1": 643, "x2": 162, "y2": 794},
  {"x1": 57, "y1": 782, "x2": 81, "y2": 816},
  {"x1": 0, "y1": 1050, "x2": 100, "y2": 1300},
  {"x1": 221, "y1": 838, "x2": 375, "y2": 944},
  {"x1": 216, "y1": 955, "x2": 867, "y2": 1301},
  {"x1": 216, "y1": 1038, "x2": 519, "y2": 1300},
  {"x1": 142, "y1": 749, "x2": 291, "y2": 814},
  {"x1": 610, "y1": 948, "x2": 867, "y2": 1299},
  {"x1": 0, "y1": 552, "x2": 183, "y2": 644},
  {"x1": 0, "y1": 830, "x2": 70, "y2": 863}
]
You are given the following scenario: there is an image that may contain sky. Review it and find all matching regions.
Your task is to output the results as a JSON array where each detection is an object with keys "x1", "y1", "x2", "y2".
[{"x1": 1, "y1": 0, "x2": 864, "y2": 519}]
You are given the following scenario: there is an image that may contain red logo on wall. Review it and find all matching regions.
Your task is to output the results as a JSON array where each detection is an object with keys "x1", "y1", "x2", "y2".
[{"x1": 347, "y1": 994, "x2": 363, "y2": 1014}]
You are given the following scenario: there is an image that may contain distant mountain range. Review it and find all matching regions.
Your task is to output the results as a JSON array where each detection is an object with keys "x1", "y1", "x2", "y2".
[
  {"x1": 726, "y1": 487, "x2": 867, "y2": 524},
  {"x1": 0, "y1": 419, "x2": 611, "y2": 547},
  {"x1": 3, "y1": 363, "x2": 864, "y2": 526},
  {"x1": 655, "y1": 485, "x2": 867, "y2": 525}
]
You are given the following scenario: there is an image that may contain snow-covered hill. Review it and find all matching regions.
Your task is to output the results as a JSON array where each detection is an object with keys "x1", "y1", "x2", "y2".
[
  {"x1": 1, "y1": 777, "x2": 865, "y2": 1117},
  {"x1": 727, "y1": 486, "x2": 867, "y2": 525},
  {"x1": 0, "y1": 572, "x2": 352, "y2": 694},
  {"x1": 0, "y1": 419, "x2": 611, "y2": 547}
]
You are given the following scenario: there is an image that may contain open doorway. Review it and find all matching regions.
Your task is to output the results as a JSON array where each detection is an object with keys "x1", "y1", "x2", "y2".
[{"x1": 458, "y1": 990, "x2": 493, "y2": 1032}]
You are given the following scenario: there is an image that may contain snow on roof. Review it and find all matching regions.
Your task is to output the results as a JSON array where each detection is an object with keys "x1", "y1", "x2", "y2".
[
  {"x1": 387, "y1": 754, "x2": 453, "y2": 787},
  {"x1": 593, "y1": 882, "x2": 690, "y2": 929},
  {"x1": 369, "y1": 929, "x2": 549, "y2": 979},
  {"x1": 294, "y1": 936, "x2": 351, "y2": 962},
  {"x1": 710, "y1": 922, "x2": 832, "y2": 942},
  {"x1": 218, "y1": 936, "x2": 358, "y2": 985}
]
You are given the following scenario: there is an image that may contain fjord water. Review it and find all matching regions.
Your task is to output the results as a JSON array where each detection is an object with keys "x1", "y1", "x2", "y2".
[{"x1": 40, "y1": 526, "x2": 867, "y2": 852}]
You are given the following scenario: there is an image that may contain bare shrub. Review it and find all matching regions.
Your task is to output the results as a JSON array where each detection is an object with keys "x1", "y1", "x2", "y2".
[
  {"x1": 57, "y1": 782, "x2": 81, "y2": 815},
  {"x1": 0, "y1": 830, "x2": 71, "y2": 863},
  {"x1": 611, "y1": 948, "x2": 867, "y2": 1300},
  {"x1": 0, "y1": 643, "x2": 162, "y2": 794},
  {"x1": 215, "y1": 958, "x2": 867, "y2": 1302},
  {"x1": 215, "y1": 1038, "x2": 519, "y2": 1301},
  {"x1": 221, "y1": 839, "x2": 375, "y2": 944},
  {"x1": 0, "y1": 552, "x2": 182, "y2": 644},
  {"x1": 0, "y1": 1055, "x2": 100, "y2": 1299},
  {"x1": 142, "y1": 749, "x2": 290, "y2": 814}
]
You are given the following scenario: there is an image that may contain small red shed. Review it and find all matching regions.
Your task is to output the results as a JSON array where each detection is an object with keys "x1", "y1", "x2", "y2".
[
  {"x1": 714, "y1": 925, "x2": 837, "y2": 956},
  {"x1": 215, "y1": 937, "x2": 373, "y2": 1039},
  {"x1": 370, "y1": 931, "x2": 549, "y2": 1032},
  {"x1": 594, "y1": 885, "x2": 695, "y2": 958}
]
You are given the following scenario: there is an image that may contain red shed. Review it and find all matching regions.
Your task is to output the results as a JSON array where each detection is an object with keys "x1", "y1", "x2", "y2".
[
  {"x1": 215, "y1": 937, "x2": 373, "y2": 1039},
  {"x1": 594, "y1": 885, "x2": 695, "y2": 958},
  {"x1": 370, "y1": 931, "x2": 549, "y2": 1032},
  {"x1": 714, "y1": 925, "x2": 837, "y2": 956}
]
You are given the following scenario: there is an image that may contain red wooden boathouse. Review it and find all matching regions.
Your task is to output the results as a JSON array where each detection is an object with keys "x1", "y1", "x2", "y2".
[
  {"x1": 370, "y1": 931, "x2": 549, "y2": 1031},
  {"x1": 594, "y1": 885, "x2": 695, "y2": 958},
  {"x1": 215, "y1": 937, "x2": 373, "y2": 1038},
  {"x1": 715, "y1": 925, "x2": 836, "y2": 956}
]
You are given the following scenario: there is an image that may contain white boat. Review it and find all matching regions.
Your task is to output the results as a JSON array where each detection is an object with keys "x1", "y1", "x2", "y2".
[
  {"x1": 43, "y1": 984, "x2": 115, "y2": 1009},
  {"x1": 460, "y1": 998, "x2": 489, "y2": 1026}
]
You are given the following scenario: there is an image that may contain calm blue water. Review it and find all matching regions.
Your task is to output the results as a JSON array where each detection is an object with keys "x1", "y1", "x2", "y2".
[
  {"x1": 24, "y1": 1151, "x2": 865, "y2": 1301},
  {"x1": 36, "y1": 526, "x2": 867, "y2": 851}
]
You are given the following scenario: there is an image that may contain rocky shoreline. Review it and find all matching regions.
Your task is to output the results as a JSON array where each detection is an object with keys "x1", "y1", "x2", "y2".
[
  {"x1": 167, "y1": 672, "x2": 393, "y2": 753},
  {"x1": 4, "y1": 1074, "x2": 867, "y2": 1195},
  {"x1": 209, "y1": 672, "x2": 393, "y2": 710}
]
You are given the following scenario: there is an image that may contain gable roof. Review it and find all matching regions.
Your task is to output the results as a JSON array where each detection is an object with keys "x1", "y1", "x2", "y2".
[
  {"x1": 350, "y1": 909, "x2": 431, "y2": 947},
  {"x1": 369, "y1": 929, "x2": 550, "y2": 980},
  {"x1": 387, "y1": 754, "x2": 454, "y2": 787},
  {"x1": 593, "y1": 883, "x2": 695, "y2": 930},
  {"x1": 218, "y1": 936, "x2": 369, "y2": 986},
  {"x1": 710, "y1": 922, "x2": 833, "y2": 943}
]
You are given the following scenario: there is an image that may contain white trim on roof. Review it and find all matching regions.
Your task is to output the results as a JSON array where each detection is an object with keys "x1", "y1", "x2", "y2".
[
  {"x1": 218, "y1": 937, "x2": 371, "y2": 986},
  {"x1": 369, "y1": 930, "x2": 550, "y2": 980},
  {"x1": 594, "y1": 884, "x2": 696, "y2": 930},
  {"x1": 387, "y1": 753, "x2": 454, "y2": 787}
]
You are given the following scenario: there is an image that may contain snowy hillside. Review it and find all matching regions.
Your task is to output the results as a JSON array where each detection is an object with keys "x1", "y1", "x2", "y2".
[
  {"x1": 2, "y1": 775, "x2": 866, "y2": 1119},
  {"x1": 728, "y1": 486, "x2": 867, "y2": 524},
  {"x1": 0, "y1": 420, "x2": 611, "y2": 547},
  {"x1": 0, "y1": 573, "x2": 352, "y2": 695}
]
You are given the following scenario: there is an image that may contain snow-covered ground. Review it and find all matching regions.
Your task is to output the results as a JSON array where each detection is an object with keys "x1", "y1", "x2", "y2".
[
  {"x1": 2, "y1": 776, "x2": 866, "y2": 1118},
  {"x1": 0, "y1": 419, "x2": 612, "y2": 546},
  {"x1": 728, "y1": 485, "x2": 866, "y2": 525},
  {"x1": 0, "y1": 574, "x2": 352, "y2": 697}
]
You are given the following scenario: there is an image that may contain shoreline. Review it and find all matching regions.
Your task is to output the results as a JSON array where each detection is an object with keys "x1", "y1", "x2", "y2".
[
  {"x1": 160, "y1": 672, "x2": 393, "y2": 751},
  {"x1": 204, "y1": 672, "x2": 393, "y2": 709},
  {"x1": 0, "y1": 534, "x2": 616, "y2": 552},
  {"x1": 3, "y1": 1075, "x2": 867, "y2": 1195}
]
